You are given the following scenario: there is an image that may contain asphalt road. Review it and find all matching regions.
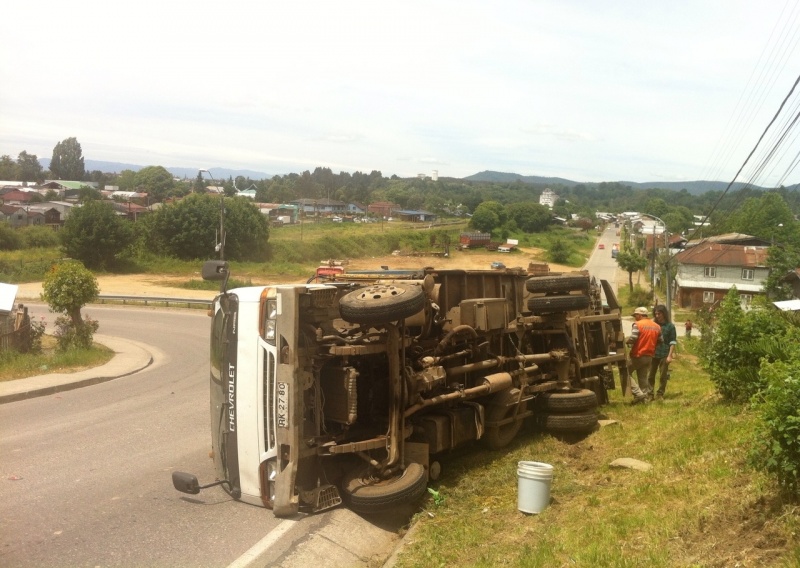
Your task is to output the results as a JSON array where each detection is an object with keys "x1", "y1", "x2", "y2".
[{"x1": 0, "y1": 306, "x2": 288, "y2": 568}]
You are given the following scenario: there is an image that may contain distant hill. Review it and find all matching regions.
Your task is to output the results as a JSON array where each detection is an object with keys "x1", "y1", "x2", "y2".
[
  {"x1": 39, "y1": 158, "x2": 271, "y2": 181},
  {"x1": 463, "y1": 170, "x2": 799, "y2": 194}
]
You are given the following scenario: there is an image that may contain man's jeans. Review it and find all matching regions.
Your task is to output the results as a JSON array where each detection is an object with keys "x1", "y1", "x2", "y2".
[{"x1": 628, "y1": 356, "x2": 652, "y2": 397}]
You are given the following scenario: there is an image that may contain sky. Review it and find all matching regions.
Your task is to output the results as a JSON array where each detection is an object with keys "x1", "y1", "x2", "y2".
[{"x1": 3, "y1": 1, "x2": 800, "y2": 185}]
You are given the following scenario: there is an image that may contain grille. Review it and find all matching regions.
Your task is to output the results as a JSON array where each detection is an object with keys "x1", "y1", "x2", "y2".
[
  {"x1": 263, "y1": 351, "x2": 276, "y2": 451},
  {"x1": 311, "y1": 288, "x2": 337, "y2": 308}
]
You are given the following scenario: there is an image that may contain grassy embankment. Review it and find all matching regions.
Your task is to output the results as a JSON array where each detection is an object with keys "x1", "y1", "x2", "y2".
[{"x1": 391, "y1": 339, "x2": 799, "y2": 567}]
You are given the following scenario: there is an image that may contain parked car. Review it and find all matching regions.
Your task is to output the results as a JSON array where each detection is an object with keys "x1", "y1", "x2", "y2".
[
  {"x1": 598, "y1": 243, "x2": 605, "y2": 249},
  {"x1": 332, "y1": 217, "x2": 343, "y2": 222},
  {"x1": 491, "y1": 261, "x2": 506, "y2": 269}
]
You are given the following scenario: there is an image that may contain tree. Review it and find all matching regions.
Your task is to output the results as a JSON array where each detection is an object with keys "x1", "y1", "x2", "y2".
[
  {"x1": 16, "y1": 151, "x2": 43, "y2": 183},
  {"x1": 0, "y1": 155, "x2": 16, "y2": 179},
  {"x1": 135, "y1": 165, "x2": 174, "y2": 202},
  {"x1": 77, "y1": 186, "x2": 103, "y2": 202},
  {"x1": 144, "y1": 194, "x2": 270, "y2": 261},
  {"x1": 470, "y1": 201, "x2": 506, "y2": 233},
  {"x1": 60, "y1": 200, "x2": 133, "y2": 269},
  {"x1": 41, "y1": 260, "x2": 99, "y2": 349},
  {"x1": 116, "y1": 169, "x2": 137, "y2": 191},
  {"x1": 717, "y1": 192, "x2": 795, "y2": 240},
  {"x1": 506, "y1": 202, "x2": 552, "y2": 233},
  {"x1": 616, "y1": 250, "x2": 648, "y2": 290},
  {"x1": 50, "y1": 137, "x2": 85, "y2": 180}
]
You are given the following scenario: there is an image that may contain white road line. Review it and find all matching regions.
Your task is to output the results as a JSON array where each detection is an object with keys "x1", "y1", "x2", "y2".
[{"x1": 226, "y1": 519, "x2": 298, "y2": 568}]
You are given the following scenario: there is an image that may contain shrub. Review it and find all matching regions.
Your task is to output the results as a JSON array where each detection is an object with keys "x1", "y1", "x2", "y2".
[
  {"x1": 20, "y1": 225, "x2": 60, "y2": 248},
  {"x1": 700, "y1": 290, "x2": 790, "y2": 402},
  {"x1": 52, "y1": 314, "x2": 99, "y2": 351},
  {"x1": 20, "y1": 317, "x2": 46, "y2": 354},
  {"x1": 750, "y1": 329, "x2": 800, "y2": 497},
  {"x1": 549, "y1": 239, "x2": 570, "y2": 264},
  {"x1": 628, "y1": 285, "x2": 652, "y2": 308},
  {"x1": 0, "y1": 223, "x2": 23, "y2": 250}
]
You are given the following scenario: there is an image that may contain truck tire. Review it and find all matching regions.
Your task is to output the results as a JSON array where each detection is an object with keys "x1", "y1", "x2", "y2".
[
  {"x1": 527, "y1": 294, "x2": 590, "y2": 314},
  {"x1": 537, "y1": 410, "x2": 599, "y2": 434},
  {"x1": 342, "y1": 463, "x2": 427, "y2": 515},
  {"x1": 525, "y1": 275, "x2": 590, "y2": 294},
  {"x1": 534, "y1": 389, "x2": 598, "y2": 413},
  {"x1": 339, "y1": 283, "x2": 426, "y2": 325},
  {"x1": 483, "y1": 388, "x2": 525, "y2": 450}
]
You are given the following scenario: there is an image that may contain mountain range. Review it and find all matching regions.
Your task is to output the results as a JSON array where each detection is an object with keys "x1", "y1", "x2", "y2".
[
  {"x1": 463, "y1": 171, "x2": 798, "y2": 195},
  {"x1": 39, "y1": 160, "x2": 797, "y2": 194},
  {"x1": 40, "y1": 158, "x2": 272, "y2": 182}
]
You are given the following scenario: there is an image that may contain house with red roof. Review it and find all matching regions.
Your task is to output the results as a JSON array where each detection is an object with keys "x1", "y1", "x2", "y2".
[{"x1": 673, "y1": 234, "x2": 771, "y2": 309}]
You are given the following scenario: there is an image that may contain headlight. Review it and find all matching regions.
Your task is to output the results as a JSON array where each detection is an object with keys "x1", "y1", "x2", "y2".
[
  {"x1": 262, "y1": 459, "x2": 278, "y2": 508},
  {"x1": 265, "y1": 320, "x2": 277, "y2": 343}
]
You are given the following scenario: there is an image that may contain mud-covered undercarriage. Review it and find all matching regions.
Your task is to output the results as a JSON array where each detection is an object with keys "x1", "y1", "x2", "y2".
[{"x1": 291, "y1": 267, "x2": 628, "y2": 514}]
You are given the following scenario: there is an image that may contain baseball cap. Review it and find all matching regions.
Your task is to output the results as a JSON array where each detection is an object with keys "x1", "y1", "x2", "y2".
[{"x1": 632, "y1": 307, "x2": 648, "y2": 316}]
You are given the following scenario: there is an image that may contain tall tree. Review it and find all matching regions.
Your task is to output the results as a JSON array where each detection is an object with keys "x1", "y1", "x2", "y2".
[
  {"x1": 0, "y1": 155, "x2": 17, "y2": 180},
  {"x1": 616, "y1": 250, "x2": 648, "y2": 290},
  {"x1": 16, "y1": 151, "x2": 43, "y2": 183},
  {"x1": 134, "y1": 165, "x2": 174, "y2": 202},
  {"x1": 50, "y1": 137, "x2": 85, "y2": 180}
]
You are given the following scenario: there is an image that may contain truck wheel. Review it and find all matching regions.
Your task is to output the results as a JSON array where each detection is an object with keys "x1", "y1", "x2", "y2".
[
  {"x1": 339, "y1": 283, "x2": 426, "y2": 325},
  {"x1": 537, "y1": 410, "x2": 599, "y2": 434},
  {"x1": 483, "y1": 388, "x2": 524, "y2": 450},
  {"x1": 525, "y1": 275, "x2": 590, "y2": 293},
  {"x1": 534, "y1": 389, "x2": 598, "y2": 413},
  {"x1": 527, "y1": 294, "x2": 590, "y2": 314},
  {"x1": 342, "y1": 463, "x2": 427, "y2": 515}
]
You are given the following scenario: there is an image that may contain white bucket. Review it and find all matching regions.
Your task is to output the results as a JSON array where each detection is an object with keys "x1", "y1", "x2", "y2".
[{"x1": 517, "y1": 461, "x2": 553, "y2": 514}]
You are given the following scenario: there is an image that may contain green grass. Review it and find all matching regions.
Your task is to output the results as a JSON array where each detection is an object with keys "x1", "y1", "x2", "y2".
[
  {"x1": 0, "y1": 221, "x2": 595, "y2": 285},
  {"x1": 391, "y1": 341, "x2": 800, "y2": 567},
  {"x1": 0, "y1": 336, "x2": 114, "y2": 381}
]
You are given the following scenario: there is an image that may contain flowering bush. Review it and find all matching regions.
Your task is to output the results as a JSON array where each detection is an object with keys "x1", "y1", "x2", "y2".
[{"x1": 53, "y1": 315, "x2": 99, "y2": 351}]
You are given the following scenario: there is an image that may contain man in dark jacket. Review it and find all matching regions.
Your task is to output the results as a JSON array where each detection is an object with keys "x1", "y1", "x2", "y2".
[{"x1": 649, "y1": 305, "x2": 676, "y2": 399}]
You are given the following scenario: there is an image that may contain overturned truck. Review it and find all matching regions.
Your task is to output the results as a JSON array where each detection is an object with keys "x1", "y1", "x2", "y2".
[{"x1": 173, "y1": 263, "x2": 628, "y2": 516}]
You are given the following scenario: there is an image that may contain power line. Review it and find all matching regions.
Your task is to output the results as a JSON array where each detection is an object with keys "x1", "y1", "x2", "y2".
[{"x1": 696, "y1": 73, "x2": 800, "y2": 236}]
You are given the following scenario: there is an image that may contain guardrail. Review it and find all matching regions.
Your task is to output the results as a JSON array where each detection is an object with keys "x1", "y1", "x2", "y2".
[{"x1": 94, "y1": 295, "x2": 212, "y2": 309}]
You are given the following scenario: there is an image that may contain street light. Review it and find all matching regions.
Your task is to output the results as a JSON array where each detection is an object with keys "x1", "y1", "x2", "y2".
[{"x1": 199, "y1": 169, "x2": 225, "y2": 261}]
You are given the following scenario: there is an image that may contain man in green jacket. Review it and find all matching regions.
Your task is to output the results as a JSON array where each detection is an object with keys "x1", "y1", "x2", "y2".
[{"x1": 649, "y1": 305, "x2": 677, "y2": 400}]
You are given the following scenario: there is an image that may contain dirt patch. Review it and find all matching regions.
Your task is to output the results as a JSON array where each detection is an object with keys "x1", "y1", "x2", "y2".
[{"x1": 15, "y1": 247, "x2": 575, "y2": 301}]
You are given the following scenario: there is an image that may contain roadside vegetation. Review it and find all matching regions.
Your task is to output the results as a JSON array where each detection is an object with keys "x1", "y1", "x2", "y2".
[
  {"x1": 392, "y1": 335, "x2": 799, "y2": 567},
  {"x1": 0, "y1": 334, "x2": 113, "y2": 382}
]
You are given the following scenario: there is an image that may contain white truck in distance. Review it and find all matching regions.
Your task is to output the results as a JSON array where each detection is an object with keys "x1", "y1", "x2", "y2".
[{"x1": 172, "y1": 261, "x2": 628, "y2": 516}]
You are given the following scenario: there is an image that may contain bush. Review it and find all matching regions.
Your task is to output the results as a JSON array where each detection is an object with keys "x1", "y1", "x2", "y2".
[
  {"x1": 700, "y1": 290, "x2": 791, "y2": 402},
  {"x1": 549, "y1": 239, "x2": 570, "y2": 264},
  {"x1": 20, "y1": 318, "x2": 46, "y2": 354},
  {"x1": 0, "y1": 223, "x2": 23, "y2": 250},
  {"x1": 627, "y1": 285, "x2": 652, "y2": 308},
  {"x1": 52, "y1": 314, "x2": 99, "y2": 351},
  {"x1": 750, "y1": 330, "x2": 800, "y2": 497},
  {"x1": 20, "y1": 225, "x2": 60, "y2": 248}
]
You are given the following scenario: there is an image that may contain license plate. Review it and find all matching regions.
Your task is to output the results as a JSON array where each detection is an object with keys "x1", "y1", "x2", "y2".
[{"x1": 277, "y1": 382, "x2": 289, "y2": 428}]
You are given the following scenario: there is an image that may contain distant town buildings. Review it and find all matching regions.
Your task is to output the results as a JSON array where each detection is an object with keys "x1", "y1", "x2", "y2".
[{"x1": 539, "y1": 188, "x2": 558, "y2": 209}]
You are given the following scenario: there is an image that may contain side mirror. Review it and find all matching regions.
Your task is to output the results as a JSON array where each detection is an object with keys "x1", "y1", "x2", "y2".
[
  {"x1": 202, "y1": 260, "x2": 229, "y2": 282},
  {"x1": 172, "y1": 471, "x2": 201, "y2": 495}
]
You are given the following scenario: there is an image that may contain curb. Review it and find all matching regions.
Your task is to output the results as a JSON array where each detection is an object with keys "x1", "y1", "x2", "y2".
[{"x1": 0, "y1": 334, "x2": 154, "y2": 404}]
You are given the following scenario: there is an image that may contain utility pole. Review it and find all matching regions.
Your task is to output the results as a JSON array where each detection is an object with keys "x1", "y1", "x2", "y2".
[{"x1": 199, "y1": 169, "x2": 225, "y2": 261}]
